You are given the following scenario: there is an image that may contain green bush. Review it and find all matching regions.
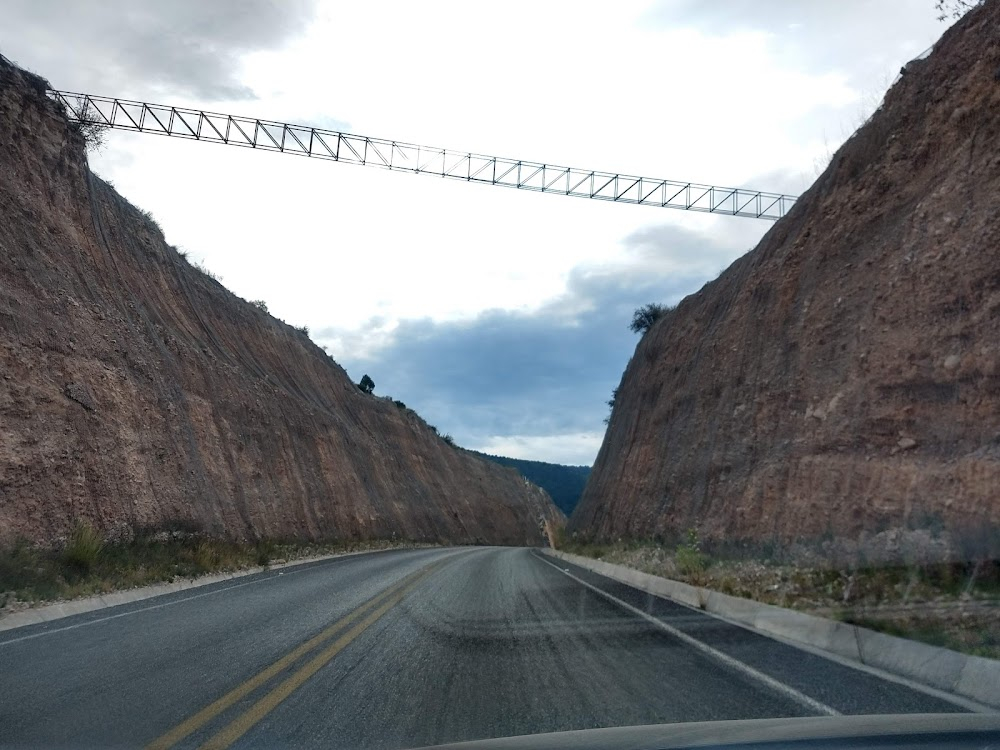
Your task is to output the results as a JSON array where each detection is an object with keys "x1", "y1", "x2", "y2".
[
  {"x1": 675, "y1": 545, "x2": 708, "y2": 575},
  {"x1": 255, "y1": 540, "x2": 276, "y2": 567},
  {"x1": 190, "y1": 540, "x2": 219, "y2": 573},
  {"x1": 675, "y1": 527, "x2": 708, "y2": 575},
  {"x1": 604, "y1": 387, "x2": 619, "y2": 425},
  {"x1": 62, "y1": 523, "x2": 104, "y2": 574},
  {"x1": 630, "y1": 303, "x2": 673, "y2": 335}
]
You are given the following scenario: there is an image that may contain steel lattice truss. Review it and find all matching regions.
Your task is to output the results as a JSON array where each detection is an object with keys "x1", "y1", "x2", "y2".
[{"x1": 50, "y1": 90, "x2": 797, "y2": 221}]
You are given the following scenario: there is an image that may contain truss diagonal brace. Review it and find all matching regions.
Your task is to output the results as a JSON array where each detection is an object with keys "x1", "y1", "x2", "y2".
[{"x1": 49, "y1": 89, "x2": 798, "y2": 221}]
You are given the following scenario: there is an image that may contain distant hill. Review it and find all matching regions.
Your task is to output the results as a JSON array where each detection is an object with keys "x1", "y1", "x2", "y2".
[{"x1": 471, "y1": 453, "x2": 590, "y2": 516}]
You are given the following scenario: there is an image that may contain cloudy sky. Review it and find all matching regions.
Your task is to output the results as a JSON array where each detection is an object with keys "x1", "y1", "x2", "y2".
[{"x1": 2, "y1": 1, "x2": 950, "y2": 464}]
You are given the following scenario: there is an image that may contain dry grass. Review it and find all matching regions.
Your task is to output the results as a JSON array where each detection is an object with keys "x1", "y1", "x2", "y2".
[
  {"x1": 0, "y1": 530, "x2": 427, "y2": 615},
  {"x1": 561, "y1": 539, "x2": 1000, "y2": 659}
]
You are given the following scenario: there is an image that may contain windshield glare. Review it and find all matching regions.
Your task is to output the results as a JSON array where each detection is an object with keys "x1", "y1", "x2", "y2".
[{"x1": 0, "y1": 1, "x2": 998, "y2": 748}]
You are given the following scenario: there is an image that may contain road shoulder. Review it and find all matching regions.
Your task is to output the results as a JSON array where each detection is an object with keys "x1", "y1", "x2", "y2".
[
  {"x1": 541, "y1": 548, "x2": 999, "y2": 712},
  {"x1": 0, "y1": 547, "x2": 411, "y2": 634}
]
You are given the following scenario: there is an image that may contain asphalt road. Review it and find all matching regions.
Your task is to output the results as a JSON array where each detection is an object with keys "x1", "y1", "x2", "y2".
[{"x1": 0, "y1": 546, "x2": 970, "y2": 749}]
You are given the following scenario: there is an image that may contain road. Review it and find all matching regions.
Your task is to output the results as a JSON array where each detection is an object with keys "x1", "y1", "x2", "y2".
[{"x1": 0, "y1": 547, "x2": 970, "y2": 749}]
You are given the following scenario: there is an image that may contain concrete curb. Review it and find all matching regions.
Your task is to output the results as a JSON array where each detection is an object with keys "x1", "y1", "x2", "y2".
[
  {"x1": 544, "y1": 549, "x2": 1000, "y2": 709},
  {"x1": 0, "y1": 547, "x2": 398, "y2": 634}
]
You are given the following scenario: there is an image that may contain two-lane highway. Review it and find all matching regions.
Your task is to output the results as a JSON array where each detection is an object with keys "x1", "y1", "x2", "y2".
[{"x1": 0, "y1": 547, "x2": 970, "y2": 748}]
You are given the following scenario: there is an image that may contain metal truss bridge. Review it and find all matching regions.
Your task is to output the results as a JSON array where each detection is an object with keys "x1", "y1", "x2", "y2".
[{"x1": 50, "y1": 90, "x2": 797, "y2": 221}]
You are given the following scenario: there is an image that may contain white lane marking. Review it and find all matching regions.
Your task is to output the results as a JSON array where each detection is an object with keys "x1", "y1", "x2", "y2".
[
  {"x1": 0, "y1": 550, "x2": 455, "y2": 648},
  {"x1": 0, "y1": 577, "x2": 266, "y2": 647},
  {"x1": 534, "y1": 552, "x2": 840, "y2": 717},
  {"x1": 648, "y1": 584, "x2": 1000, "y2": 715}
]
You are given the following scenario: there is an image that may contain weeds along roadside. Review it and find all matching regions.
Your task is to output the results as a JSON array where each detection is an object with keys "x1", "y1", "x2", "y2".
[
  {"x1": 556, "y1": 529, "x2": 1000, "y2": 660},
  {"x1": 0, "y1": 524, "x2": 429, "y2": 612}
]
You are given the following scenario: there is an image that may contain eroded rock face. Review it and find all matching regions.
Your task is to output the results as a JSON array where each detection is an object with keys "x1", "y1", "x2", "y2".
[
  {"x1": 571, "y1": 3, "x2": 1000, "y2": 552},
  {"x1": 0, "y1": 58, "x2": 561, "y2": 546}
]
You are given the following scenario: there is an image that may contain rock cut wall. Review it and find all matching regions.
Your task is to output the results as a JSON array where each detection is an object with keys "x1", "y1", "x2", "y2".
[
  {"x1": 0, "y1": 57, "x2": 561, "y2": 546},
  {"x1": 571, "y1": 3, "x2": 1000, "y2": 551}
]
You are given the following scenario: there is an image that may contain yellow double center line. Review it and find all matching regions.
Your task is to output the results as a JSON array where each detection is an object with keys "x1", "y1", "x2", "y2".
[{"x1": 148, "y1": 561, "x2": 442, "y2": 750}]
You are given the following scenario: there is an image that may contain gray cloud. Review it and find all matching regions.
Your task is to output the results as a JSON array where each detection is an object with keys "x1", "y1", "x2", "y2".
[
  {"x1": 1, "y1": 0, "x2": 316, "y2": 100},
  {"x1": 320, "y1": 224, "x2": 746, "y2": 461}
]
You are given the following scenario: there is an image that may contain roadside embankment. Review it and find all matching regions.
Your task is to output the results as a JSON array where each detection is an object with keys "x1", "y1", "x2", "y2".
[{"x1": 544, "y1": 548, "x2": 1000, "y2": 709}]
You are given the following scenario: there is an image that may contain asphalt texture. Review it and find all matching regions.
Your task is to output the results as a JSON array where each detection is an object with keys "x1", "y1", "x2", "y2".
[{"x1": 0, "y1": 547, "x2": 968, "y2": 749}]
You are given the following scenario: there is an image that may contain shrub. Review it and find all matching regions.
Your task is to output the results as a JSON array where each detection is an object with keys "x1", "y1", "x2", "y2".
[
  {"x1": 192, "y1": 260, "x2": 221, "y2": 281},
  {"x1": 630, "y1": 303, "x2": 672, "y2": 335},
  {"x1": 250, "y1": 300, "x2": 269, "y2": 314},
  {"x1": 935, "y1": 0, "x2": 983, "y2": 20},
  {"x1": 604, "y1": 386, "x2": 619, "y2": 425},
  {"x1": 393, "y1": 400, "x2": 407, "y2": 409},
  {"x1": 63, "y1": 523, "x2": 104, "y2": 574},
  {"x1": 191, "y1": 540, "x2": 218, "y2": 572},
  {"x1": 675, "y1": 527, "x2": 708, "y2": 576},
  {"x1": 255, "y1": 540, "x2": 276, "y2": 567},
  {"x1": 606, "y1": 388, "x2": 618, "y2": 410},
  {"x1": 358, "y1": 374, "x2": 375, "y2": 394},
  {"x1": 442, "y1": 434, "x2": 456, "y2": 447},
  {"x1": 70, "y1": 99, "x2": 110, "y2": 153},
  {"x1": 138, "y1": 208, "x2": 162, "y2": 234},
  {"x1": 675, "y1": 545, "x2": 708, "y2": 575}
]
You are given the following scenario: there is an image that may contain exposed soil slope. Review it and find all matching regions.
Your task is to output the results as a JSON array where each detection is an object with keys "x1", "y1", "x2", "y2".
[
  {"x1": 571, "y1": 4, "x2": 1000, "y2": 551},
  {"x1": 0, "y1": 57, "x2": 560, "y2": 546}
]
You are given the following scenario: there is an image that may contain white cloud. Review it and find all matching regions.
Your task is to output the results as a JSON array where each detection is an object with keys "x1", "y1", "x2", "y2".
[
  {"x1": 2, "y1": 0, "x2": 951, "y2": 464},
  {"x1": 475, "y1": 433, "x2": 606, "y2": 467}
]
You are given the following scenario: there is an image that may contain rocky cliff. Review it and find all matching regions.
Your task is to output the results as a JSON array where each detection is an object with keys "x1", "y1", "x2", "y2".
[
  {"x1": 0, "y1": 57, "x2": 561, "y2": 547},
  {"x1": 571, "y1": 3, "x2": 1000, "y2": 552}
]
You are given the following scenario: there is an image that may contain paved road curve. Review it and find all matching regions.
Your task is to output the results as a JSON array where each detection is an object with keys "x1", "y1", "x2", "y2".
[{"x1": 0, "y1": 547, "x2": 969, "y2": 749}]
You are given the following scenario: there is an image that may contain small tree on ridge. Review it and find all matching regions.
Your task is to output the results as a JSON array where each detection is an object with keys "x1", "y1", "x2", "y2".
[{"x1": 630, "y1": 303, "x2": 669, "y2": 335}]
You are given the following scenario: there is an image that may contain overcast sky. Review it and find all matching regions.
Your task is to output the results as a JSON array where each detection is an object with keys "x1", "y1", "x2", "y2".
[{"x1": 2, "y1": 1, "x2": 950, "y2": 464}]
